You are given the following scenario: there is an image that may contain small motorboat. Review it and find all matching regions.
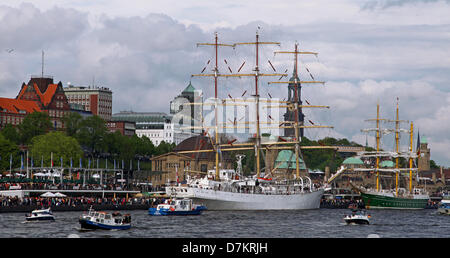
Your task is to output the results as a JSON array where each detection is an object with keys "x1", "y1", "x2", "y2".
[
  {"x1": 79, "y1": 206, "x2": 131, "y2": 230},
  {"x1": 148, "y1": 198, "x2": 206, "y2": 216},
  {"x1": 438, "y1": 197, "x2": 450, "y2": 215},
  {"x1": 344, "y1": 209, "x2": 370, "y2": 225},
  {"x1": 25, "y1": 208, "x2": 55, "y2": 221}
]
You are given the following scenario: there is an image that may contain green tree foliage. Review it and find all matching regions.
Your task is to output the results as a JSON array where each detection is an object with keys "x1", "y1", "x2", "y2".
[
  {"x1": 75, "y1": 115, "x2": 108, "y2": 157},
  {"x1": 0, "y1": 133, "x2": 20, "y2": 171},
  {"x1": 155, "y1": 141, "x2": 176, "y2": 156},
  {"x1": 1, "y1": 124, "x2": 20, "y2": 144},
  {"x1": 62, "y1": 112, "x2": 83, "y2": 137},
  {"x1": 300, "y1": 136, "x2": 364, "y2": 172},
  {"x1": 29, "y1": 131, "x2": 83, "y2": 167},
  {"x1": 430, "y1": 160, "x2": 440, "y2": 169},
  {"x1": 18, "y1": 112, "x2": 52, "y2": 144}
]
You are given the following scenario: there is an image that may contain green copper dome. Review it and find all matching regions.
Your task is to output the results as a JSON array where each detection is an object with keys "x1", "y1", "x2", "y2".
[
  {"x1": 274, "y1": 150, "x2": 306, "y2": 169},
  {"x1": 342, "y1": 157, "x2": 364, "y2": 165},
  {"x1": 380, "y1": 160, "x2": 394, "y2": 168},
  {"x1": 182, "y1": 81, "x2": 196, "y2": 93}
]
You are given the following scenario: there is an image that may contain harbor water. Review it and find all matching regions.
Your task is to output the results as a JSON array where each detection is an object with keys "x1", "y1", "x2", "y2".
[{"x1": 1, "y1": 208, "x2": 449, "y2": 238}]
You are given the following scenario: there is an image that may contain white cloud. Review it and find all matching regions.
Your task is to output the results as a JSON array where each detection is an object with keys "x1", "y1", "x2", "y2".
[{"x1": 0, "y1": 1, "x2": 449, "y2": 166}]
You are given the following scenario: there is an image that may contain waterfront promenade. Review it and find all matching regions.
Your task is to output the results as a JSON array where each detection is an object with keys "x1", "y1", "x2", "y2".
[{"x1": 0, "y1": 195, "x2": 164, "y2": 213}]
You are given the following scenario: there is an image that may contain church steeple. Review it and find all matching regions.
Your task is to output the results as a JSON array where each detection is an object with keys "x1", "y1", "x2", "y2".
[{"x1": 283, "y1": 60, "x2": 304, "y2": 138}]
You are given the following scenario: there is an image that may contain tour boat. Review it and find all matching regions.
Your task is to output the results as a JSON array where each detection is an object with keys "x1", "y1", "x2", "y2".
[
  {"x1": 25, "y1": 208, "x2": 55, "y2": 221},
  {"x1": 343, "y1": 209, "x2": 370, "y2": 225},
  {"x1": 148, "y1": 198, "x2": 206, "y2": 216},
  {"x1": 79, "y1": 206, "x2": 131, "y2": 230}
]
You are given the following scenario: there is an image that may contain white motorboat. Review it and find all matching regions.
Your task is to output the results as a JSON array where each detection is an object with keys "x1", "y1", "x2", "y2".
[
  {"x1": 25, "y1": 208, "x2": 55, "y2": 221},
  {"x1": 438, "y1": 195, "x2": 450, "y2": 215},
  {"x1": 343, "y1": 209, "x2": 370, "y2": 225}
]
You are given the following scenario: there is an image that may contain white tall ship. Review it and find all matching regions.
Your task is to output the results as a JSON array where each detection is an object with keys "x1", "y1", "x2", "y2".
[{"x1": 167, "y1": 32, "x2": 334, "y2": 210}]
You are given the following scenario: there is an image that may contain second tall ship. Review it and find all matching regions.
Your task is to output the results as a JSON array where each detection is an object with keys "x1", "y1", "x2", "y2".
[
  {"x1": 167, "y1": 31, "x2": 336, "y2": 210},
  {"x1": 349, "y1": 101, "x2": 429, "y2": 209}
]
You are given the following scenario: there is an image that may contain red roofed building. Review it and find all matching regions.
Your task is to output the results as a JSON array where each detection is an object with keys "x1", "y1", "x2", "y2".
[{"x1": 0, "y1": 76, "x2": 71, "y2": 129}]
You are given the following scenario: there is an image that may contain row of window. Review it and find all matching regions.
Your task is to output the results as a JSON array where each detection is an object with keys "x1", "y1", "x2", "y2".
[{"x1": 1, "y1": 115, "x2": 24, "y2": 125}]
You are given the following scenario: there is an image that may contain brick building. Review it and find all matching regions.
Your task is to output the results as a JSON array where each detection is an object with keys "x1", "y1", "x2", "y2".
[
  {"x1": 0, "y1": 76, "x2": 71, "y2": 129},
  {"x1": 63, "y1": 84, "x2": 112, "y2": 121},
  {"x1": 107, "y1": 120, "x2": 136, "y2": 137}
]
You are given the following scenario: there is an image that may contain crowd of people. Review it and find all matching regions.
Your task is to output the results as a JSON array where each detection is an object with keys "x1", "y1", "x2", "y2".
[
  {"x1": 0, "y1": 195, "x2": 164, "y2": 209},
  {"x1": 0, "y1": 182, "x2": 165, "y2": 192}
]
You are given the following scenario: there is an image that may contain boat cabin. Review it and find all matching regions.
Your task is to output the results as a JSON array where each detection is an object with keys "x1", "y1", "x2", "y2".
[{"x1": 160, "y1": 198, "x2": 193, "y2": 211}]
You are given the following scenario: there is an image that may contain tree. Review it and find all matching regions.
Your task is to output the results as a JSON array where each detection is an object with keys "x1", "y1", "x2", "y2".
[
  {"x1": 62, "y1": 112, "x2": 83, "y2": 137},
  {"x1": 155, "y1": 141, "x2": 175, "y2": 156},
  {"x1": 1, "y1": 124, "x2": 20, "y2": 144},
  {"x1": 430, "y1": 160, "x2": 440, "y2": 169},
  {"x1": 75, "y1": 115, "x2": 108, "y2": 157},
  {"x1": 18, "y1": 112, "x2": 52, "y2": 145},
  {"x1": 0, "y1": 133, "x2": 20, "y2": 171},
  {"x1": 29, "y1": 131, "x2": 83, "y2": 167}
]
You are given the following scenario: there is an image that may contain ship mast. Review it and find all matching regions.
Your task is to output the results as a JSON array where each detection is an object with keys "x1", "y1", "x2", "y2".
[
  {"x1": 192, "y1": 32, "x2": 234, "y2": 180},
  {"x1": 186, "y1": 32, "x2": 334, "y2": 179},
  {"x1": 233, "y1": 31, "x2": 284, "y2": 177},
  {"x1": 269, "y1": 43, "x2": 330, "y2": 178},
  {"x1": 409, "y1": 122, "x2": 414, "y2": 194},
  {"x1": 386, "y1": 98, "x2": 409, "y2": 196},
  {"x1": 361, "y1": 102, "x2": 388, "y2": 191}
]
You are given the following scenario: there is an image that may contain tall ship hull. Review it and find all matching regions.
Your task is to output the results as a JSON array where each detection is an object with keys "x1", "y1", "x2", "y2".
[
  {"x1": 191, "y1": 188, "x2": 324, "y2": 210},
  {"x1": 360, "y1": 191, "x2": 429, "y2": 210},
  {"x1": 167, "y1": 186, "x2": 324, "y2": 210}
]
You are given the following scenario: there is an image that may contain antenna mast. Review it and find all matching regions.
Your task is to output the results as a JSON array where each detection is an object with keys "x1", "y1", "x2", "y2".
[{"x1": 41, "y1": 50, "x2": 44, "y2": 78}]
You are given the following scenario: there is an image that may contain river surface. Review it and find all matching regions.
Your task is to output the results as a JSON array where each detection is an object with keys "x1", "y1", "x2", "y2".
[{"x1": 0, "y1": 208, "x2": 448, "y2": 238}]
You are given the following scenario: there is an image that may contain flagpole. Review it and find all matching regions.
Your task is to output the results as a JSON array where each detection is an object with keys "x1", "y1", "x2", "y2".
[
  {"x1": 60, "y1": 156, "x2": 63, "y2": 185},
  {"x1": 26, "y1": 150, "x2": 29, "y2": 179}
]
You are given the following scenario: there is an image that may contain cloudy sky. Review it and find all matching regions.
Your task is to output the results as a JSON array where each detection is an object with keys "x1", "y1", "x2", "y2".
[{"x1": 0, "y1": 0, "x2": 449, "y2": 166}]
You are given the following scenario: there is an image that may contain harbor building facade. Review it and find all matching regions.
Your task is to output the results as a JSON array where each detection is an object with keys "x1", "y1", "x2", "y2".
[
  {"x1": 107, "y1": 120, "x2": 136, "y2": 137},
  {"x1": 150, "y1": 135, "x2": 234, "y2": 186},
  {"x1": 170, "y1": 81, "x2": 203, "y2": 134},
  {"x1": 63, "y1": 84, "x2": 113, "y2": 121},
  {"x1": 111, "y1": 111, "x2": 193, "y2": 145}
]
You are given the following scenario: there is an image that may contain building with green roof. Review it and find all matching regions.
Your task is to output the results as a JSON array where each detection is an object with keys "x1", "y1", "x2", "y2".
[
  {"x1": 274, "y1": 150, "x2": 307, "y2": 170},
  {"x1": 380, "y1": 160, "x2": 394, "y2": 168},
  {"x1": 342, "y1": 157, "x2": 364, "y2": 165}
]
